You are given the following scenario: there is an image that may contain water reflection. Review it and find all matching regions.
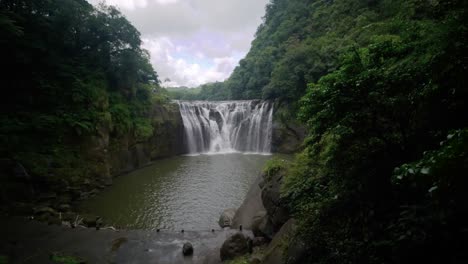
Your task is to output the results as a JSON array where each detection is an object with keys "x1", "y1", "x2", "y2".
[{"x1": 80, "y1": 154, "x2": 281, "y2": 231}]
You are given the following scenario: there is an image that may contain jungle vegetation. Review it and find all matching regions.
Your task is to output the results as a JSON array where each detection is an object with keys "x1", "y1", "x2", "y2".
[{"x1": 173, "y1": 0, "x2": 468, "y2": 262}]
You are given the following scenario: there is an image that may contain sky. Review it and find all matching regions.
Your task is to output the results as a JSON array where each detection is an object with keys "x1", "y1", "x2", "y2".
[{"x1": 87, "y1": 0, "x2": 269, "y2": 88}]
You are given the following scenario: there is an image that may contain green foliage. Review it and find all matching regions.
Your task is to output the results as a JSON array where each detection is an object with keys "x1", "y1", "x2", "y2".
[
  {"x1": 225, "y1": 255, "x2": 250, "y2": 264},
  {"x1": 165, "y1": 86, "x2": 202, "y2": 100},
  {"x1": 278, "y1": 0, "x2": 468, "y2": 263},
  {"x1": 50, "y1": 252, "x2": 84, "y2": 264},
  {"x1": 0, "y1": 255, "x2": 8, "y2": 264},
  {"x1": 263, "y1": 157, "x2": 289, "y2": 180},
  {"x1": 165, "y1": 82, "x2": 229, "y2": 101},
  {"x1": 134, "y1": 118, "x2": 154, "y2": 141},
  {"x1": 388, "y1": 129, "x2": 468, "y2": 262},
  {"x1": 0, "y1": 0, "x2": 167, "y2": 196}
]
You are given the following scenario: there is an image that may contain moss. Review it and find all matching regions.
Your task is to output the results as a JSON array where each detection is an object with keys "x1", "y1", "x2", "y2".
[
  {"x1": 263, "y1": 158, "x2": 289, "y2": 181},
  {"x1": 225, "y1": 255, "x2": 250, "y2": 264}
]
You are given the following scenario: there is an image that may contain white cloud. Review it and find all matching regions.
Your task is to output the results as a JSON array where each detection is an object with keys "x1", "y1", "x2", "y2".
[
  {"x1": 143, "y1": 37, "x2": 239, "y2": 87},
  {"x1": 87, "y1": 0, "x2": 269, "y2": 87}
]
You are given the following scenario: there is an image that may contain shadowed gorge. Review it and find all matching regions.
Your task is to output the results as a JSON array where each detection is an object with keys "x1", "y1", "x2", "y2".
[{"x1": 1, "y1": 0, "x2": 467, "y2": 263}]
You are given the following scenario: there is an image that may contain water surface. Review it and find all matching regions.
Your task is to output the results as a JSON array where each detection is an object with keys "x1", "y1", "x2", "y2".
[{"x1": 81, "y1": 153, "x2": 280, "y2": 231}]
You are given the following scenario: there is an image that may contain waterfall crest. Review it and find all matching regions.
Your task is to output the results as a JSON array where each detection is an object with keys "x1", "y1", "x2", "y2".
[{"x1": 177, "y1": 100, "x2": 273, "y2": 154}]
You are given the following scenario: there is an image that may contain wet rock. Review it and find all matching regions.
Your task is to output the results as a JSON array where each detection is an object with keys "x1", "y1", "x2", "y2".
[
  {"x1": 220, "y1": 232, "x2": 253, "y2": 261},
  {"x1": 182, "y1": 242, "x2": 194, "y2": 256},
  {"x1": 82, "y1": 214, "x2": 100, "y2": 227},
  {"x1": 219, "y1": 208, "x2": 236, "y2": 228},
  {"x1": 252, "y1": 211, "x2": 274, "y2": 239},
  {"x1": 252, "y1": 237, "x2": 268, "y2": 247},
  {"x1": 209, "y1": 110, "x2": 223, "y2": 130}
]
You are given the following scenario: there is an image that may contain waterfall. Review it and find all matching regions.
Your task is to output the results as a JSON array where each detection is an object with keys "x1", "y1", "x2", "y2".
[{"x1": 177, "y1": 100, "x2": 274, "y2": 154}]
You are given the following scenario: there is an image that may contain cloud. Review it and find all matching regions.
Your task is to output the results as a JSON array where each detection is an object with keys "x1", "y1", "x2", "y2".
[
  {"x1": 143, "y1": 37, "x2": 241, "y2": 87},
  {"x1": 87, "y1": 0, "x2": 268, "y2": 87}
]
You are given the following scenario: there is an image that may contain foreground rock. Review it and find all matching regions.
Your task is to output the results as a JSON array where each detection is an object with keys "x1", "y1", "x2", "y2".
[
  {"x1": 220, "y1": 232, "x2": 253, "y2": 261},
  {"x1": 232, "y1": 175, "x2": 265, "y2": 230},
  {"x1": 81, "y1": 214, "x2": 101, "y2": 228},
  {"x1": 251, "y1": 211, "x2": 272, "y2": 238},
  {"x1": 0, "y1": 217, "x2": 251, "y2": 264},
  {"x1": 182, "y1": 242, "x2": 194, "y2": 256},
  {"x1": 260, "y1": 219, "x2": 297, "y2": 264},
  {"x1": 232, "y1": 164, "x2": 290, "y2": 240},
  {"x1": 219, "y1": 208, "x2": 236, "y2": 228},
  {"x1": 259, "y1": 168, "x2": 290, "y2": 236}
]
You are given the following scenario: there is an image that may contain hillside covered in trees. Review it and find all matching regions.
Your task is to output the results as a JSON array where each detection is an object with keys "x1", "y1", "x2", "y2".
[
  {"x1": 0, "y1": 0, "x2": 183, "y2": 213},
  {"x1": 1, "y1": 0, "x2": 467, "y2": 263},
  {"x1": 173, "y1": 0, "x2": 468, "y2": 263}
]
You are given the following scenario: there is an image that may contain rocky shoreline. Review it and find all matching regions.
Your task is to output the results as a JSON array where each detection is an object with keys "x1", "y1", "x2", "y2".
[
  {"x1": 0, "y1": 216, "x2": 251, "y2": 264},
  {"x1": 0, "y1": 103, "x2": 185, "y2": 230},
  {"x1": 217, "y1": 159, "x2": 299, "y2": 263}
]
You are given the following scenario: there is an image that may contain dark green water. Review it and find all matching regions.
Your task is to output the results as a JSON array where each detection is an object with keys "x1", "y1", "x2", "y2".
[{"x1": 80, "y1": 153, "x2": 281, "y2": 231}]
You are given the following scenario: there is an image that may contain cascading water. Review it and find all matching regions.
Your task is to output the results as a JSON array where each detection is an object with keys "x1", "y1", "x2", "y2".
[{"x1": 177, "y1": 100, "x2": 274, "y2": 154}]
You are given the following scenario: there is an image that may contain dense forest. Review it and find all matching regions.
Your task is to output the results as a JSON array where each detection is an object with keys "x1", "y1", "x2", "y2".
[
  {"x1": 0, "y1": 0, "x2": 169, "y2": 179},
  {"x1": 1, "y1": 0, "x2": 467, "y2": 263},
  {"x1": 172, "y1": 0, "x2": 468, "y2": 263}
]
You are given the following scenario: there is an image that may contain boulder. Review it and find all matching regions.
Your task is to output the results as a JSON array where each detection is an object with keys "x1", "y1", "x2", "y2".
[
  {"x1": 251, "y1": 211, "x2": 273, "y2": 239},
  {"x1": 232, "y1": 175, "x2": 266, "y2": 230},
  {"x1": 260, "y1": 219, "x2": 296, "y2": 264},
  {"x1": 252, "y1": 237, "x2": 268, "y2": 247},
  {"x1": 182, "y1": 242, "x2": 194, "y2": 256},
  {"x1": 81, "y1": 214, "x2": 101, "y2": 227},
  {"x1": 260, "y1": 170, "x2": 290, "y2": 232},
  {"x1": 220, "y1": 232, "x2": 253, "y2": 261},
  {"x1": 218, "y1": 208, "x2": 236, "y2": 228}
]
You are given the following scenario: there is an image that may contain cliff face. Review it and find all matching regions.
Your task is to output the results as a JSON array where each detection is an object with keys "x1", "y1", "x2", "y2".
[
  {"x1": 107, "y1": 103, "x2": 185, "y2": 178},
  {"x1": 0, "y1": 102, "x2": 185, "y2": 214},
  {"x1": 270, "y1": 103, "x2": 306, "y2": 154}
]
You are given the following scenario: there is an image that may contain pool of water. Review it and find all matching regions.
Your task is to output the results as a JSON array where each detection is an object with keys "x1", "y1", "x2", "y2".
[{"x1": 80, "y1": 153, "x2": 283, "y2": 231}]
